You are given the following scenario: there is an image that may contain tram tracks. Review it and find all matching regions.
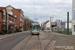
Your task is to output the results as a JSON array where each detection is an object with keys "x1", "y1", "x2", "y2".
[
  {"x1": 44, "y1": 35, "x2": 56, "y2": 50},
  {"x1": 21, "y1": 35, "x2": 43, "y2": 50},
  {"x1": 20, "y1": 33, "x2": 56, "y2": 50},
  {"x1": 20, "y1": 36, "x2": 32, "y2": 50}
]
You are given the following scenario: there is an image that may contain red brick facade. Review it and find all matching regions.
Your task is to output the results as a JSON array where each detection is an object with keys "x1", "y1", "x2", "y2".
[
  {"x1": 0, "y1": 5, "x2": 24, "y2": 31},
  {"x1": 0, "y1": 11, "x2": 3, "y2": 31}
]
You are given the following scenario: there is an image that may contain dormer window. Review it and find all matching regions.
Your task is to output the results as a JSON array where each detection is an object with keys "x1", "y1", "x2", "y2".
[
  {"x1": 7, "y1": 9, "x2": 13, "y2": 12},
  {"x1": 15, "y1": 15, "x2": 17, "y2": 18}
]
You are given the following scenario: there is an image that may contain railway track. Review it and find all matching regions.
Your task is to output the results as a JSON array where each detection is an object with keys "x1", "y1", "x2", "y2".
[
  {"x1": 44, "y1": 35, "x2": 56, "y2": 50},
  {"x1": 20, "y1": 35, "x2": 32, "y2": 50},
  {"x1": 20, "y1": 32, "x2": 56, "y2": 50},
  {"x1": 20, "y1": 35, "x2": 43, "y2": 50}
]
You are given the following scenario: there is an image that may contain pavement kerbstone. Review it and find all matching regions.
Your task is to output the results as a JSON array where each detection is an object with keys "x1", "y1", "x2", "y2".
[
  {"x1": 0, "y1": 31, "x2": 30, "y2": 40},
  {"x1": 12, "y1": 35, "x2": 31, "y2": 50}
]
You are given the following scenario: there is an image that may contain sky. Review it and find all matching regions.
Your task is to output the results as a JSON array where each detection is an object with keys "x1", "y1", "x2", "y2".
[{"x1": 0, "y1": 0, "x2": 72, "y2": 24}]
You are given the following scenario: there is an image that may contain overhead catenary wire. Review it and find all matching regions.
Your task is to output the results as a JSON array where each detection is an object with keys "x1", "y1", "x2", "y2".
[
  {"x1": 47, "y1": 0, "x2": 53, "y2": 12},
  {"x1": 34, "y1": 0, "x2": 36, "y2": 17}
]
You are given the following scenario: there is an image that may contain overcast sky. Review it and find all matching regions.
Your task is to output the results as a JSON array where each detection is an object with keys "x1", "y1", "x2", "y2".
[{"x1": 0, "y1": 0, "x2": 72, "y2": 23}]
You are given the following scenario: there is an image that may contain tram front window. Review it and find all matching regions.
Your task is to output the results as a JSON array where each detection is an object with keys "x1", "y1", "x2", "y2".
[{"x1": 32, "y1": 25, "x2": 39, "y2": 30}]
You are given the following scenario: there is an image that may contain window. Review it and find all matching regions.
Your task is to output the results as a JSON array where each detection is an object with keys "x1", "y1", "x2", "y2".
[
  {"x1": 1, "y1": 14, "x2": 3, "y2": 19},
  {"x1": 74, "y1": 10, "x2": 75, "y2": 19},
  {"x1": 7, "y1": 9, "x2": 10, "y2": 12},
  {"x1": 12, "y1": 18, "x2": 14, "y2": 22},
  {"x1": 11, "y1": 9, "x2": 13, "y2": 12},
  {"x1": 9, "y1": 17, "x2": 11, "y2": 20},
  {"x1": 15, "y1": 20, "x2": 16, "y2": 22},
  {"x1": 7, "y1": 9, "x2": 13, "y2": 12},
  {"x1": 3, "y1": 15, "x2": 5, "y2": 20},
  {"x1": 74, "y1": 25, "x2": 75, "y2": 32},
  {"x1": 15, "y1": 15, "x2": 17, "y2": 18},
  {"x1": 20, "y1": 18, "x2": 23, "y2": 22}
]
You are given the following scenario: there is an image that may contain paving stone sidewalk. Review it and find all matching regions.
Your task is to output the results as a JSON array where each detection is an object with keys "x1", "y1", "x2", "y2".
[{"x1": 0, "y1": 31, "x2": 29, "y2": 40}]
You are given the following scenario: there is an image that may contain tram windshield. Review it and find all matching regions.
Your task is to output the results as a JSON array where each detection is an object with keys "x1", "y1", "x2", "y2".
[{"x1": 32, "y1": 25, "x2": 40, "y2": 30}]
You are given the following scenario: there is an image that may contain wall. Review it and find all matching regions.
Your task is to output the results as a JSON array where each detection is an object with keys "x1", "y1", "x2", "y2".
[
  {"x1": 46, "y1": 21, "x2": 50, "y2": 28},
  {"x1": 6, "y1": 6, "x2": 13, "y2": 15},
  {"x1": 65, "y1": 23, "x2": 72, "y2": 29},
  {"x1": 0, "y1": 12, "x2": 3, "y2": 31},
  {"x1": 72, "y1": 0, "x2": 75, "y2": 35}
]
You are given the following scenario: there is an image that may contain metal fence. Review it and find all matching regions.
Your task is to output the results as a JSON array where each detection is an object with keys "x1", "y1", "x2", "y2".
[{"x1": 53, "y1": 28, "x2": 72, "y2": 35}]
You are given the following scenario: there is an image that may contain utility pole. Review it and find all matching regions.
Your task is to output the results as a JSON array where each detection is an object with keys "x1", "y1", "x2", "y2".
[
  {"x1": 67, "y1": 12, "x2": 69, "y2": 35},
  {"x1": 50, "y1": 17, "x2": 52, "y2": 31}
]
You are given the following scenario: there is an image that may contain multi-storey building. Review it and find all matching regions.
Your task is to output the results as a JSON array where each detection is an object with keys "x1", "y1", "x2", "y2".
[
  {"x1": 0, "y1": 7, "x2": 7, "y2": 31},
  {"x1": 72, "y1": 0, "x2": 75, "y2": 35},
  {"x1": 0, "y1": 5, "x2": 24, "y2": 32}
]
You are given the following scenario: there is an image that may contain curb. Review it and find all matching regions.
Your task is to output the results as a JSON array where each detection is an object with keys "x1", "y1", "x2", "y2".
[
  {"x1": 0, "y1": 31, "x2": 30, "y2": 40},
  {"x1": 11, "y1": 35, "x2": 31, "y2": 50}
]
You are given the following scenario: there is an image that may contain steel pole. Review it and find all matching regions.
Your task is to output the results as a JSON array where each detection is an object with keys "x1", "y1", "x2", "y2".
[
  {"x1": 67, "y1": 12, "x2": 69, "y2": 35},
  {"x1": 50, "y1": 17, "x2": 52, "y2": 31}
]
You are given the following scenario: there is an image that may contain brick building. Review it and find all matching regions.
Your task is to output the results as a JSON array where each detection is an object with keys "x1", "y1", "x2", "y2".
[{"x1": 0, "y1": 5, "x2": 24, "y2": 32}]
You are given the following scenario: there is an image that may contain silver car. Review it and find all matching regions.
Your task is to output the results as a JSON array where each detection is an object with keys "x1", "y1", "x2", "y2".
[{"x1": 44, "y1": 30, "x2": 51, "y2": 32}]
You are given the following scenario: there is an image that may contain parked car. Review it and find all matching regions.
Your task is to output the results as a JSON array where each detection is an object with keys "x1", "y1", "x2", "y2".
[{"x1": 44, "y1": 29, "x2": 51, "y2": 32}]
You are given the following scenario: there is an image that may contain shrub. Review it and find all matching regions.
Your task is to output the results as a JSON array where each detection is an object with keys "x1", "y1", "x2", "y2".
[
  {"x1": 6, "y1": 30, "x2": 12, "y2": 34},
  {"x1": 15, "y1": 29, "x2": 22, "y2": 32},
  {"x1": 0, "y1": 31, "x2": 5, "y2": 35},
  {"x1": 2, "y1": 30, "x2": 7, "y2": 33}
]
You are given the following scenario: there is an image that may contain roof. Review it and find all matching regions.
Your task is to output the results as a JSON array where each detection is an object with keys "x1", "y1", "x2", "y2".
[
  {"x1": 44, "y1": 20, "x2": 49, "y2": 24},
  {"x1": 16, "y1": 9, "x2": 23, "y2": 13},
  {"x1": 0, "y1": 7, "x2": 7, "y2": 13},
  {"x1": 6, "y1": 5, "x2": 15, "y2": 9},
  {"x1": 0, "y1": 7, "x2": 5, "y2": 10},
  {"x1": 0, "y1": 10, "x2": 3, "y2": 12},
  {"x1": 6, "y1": 5, "x2": 23, "y2": 12}
]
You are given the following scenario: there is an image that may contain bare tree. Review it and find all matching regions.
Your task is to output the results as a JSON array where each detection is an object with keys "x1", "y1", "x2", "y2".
[{"x1": 24, "y1": 17, "x2": 34, "y2": 31}]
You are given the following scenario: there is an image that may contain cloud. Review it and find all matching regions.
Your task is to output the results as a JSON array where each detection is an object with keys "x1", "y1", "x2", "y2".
[{"x1": 0, "y1": 0, "x2": 72, "y2": 23}]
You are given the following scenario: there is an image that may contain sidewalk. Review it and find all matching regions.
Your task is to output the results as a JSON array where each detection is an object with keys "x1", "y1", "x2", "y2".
[{"x1": 0, "y1": 31, "x2": 30, "y2": 40}]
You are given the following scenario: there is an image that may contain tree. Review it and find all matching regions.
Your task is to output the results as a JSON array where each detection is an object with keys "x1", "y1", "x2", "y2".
[{"x1": 24, "y1": 17, "x2": 34, "y2": 31}]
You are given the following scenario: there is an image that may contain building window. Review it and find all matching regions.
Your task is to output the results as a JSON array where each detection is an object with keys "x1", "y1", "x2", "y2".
[
  {"x1": 15, "y1": 20, "x2": 16, "y2": 22},
  {"x1": 7, "y1": 9, "x2": 10, "y2": 12},
  {"x1": 74, "y1": 25, "x2": 75, "y2": 31},
  {"x1": 12, "y1": 18, "x2": 14, "y2": 22},
  {"x1": 15, "y1": 15, "x2": 17, "y2": 18},
  {"x1": 20, "y1": 18, "x2": 23, "y2": 22},
  {"x1": 7, "y1": 9, "x2": 13, "y2": 12},
  {"x1": 9, "y1": 17, "x2": 11, "y2": 20},
  {"x1": 74, "y1": 10, "x2": 75, "y2": 19},
  {"x1": 11, "y1": 9, "x2": 13, "y2": 12},
  {"x1": 3, "y1": 15, "x2": 5, "y2": 20},
  {"x1": 1, "y1": 14, "x2": 3, "y2": 19}
]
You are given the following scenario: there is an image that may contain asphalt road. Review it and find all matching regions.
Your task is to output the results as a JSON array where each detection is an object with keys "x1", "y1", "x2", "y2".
[{"x1": 0, "y1": 32, "x2": 31, "y2": 50}]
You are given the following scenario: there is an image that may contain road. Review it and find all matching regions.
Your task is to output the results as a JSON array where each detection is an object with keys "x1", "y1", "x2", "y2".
[{"x1": 0, "y1": 32, "x2": 31, "y2": 50}]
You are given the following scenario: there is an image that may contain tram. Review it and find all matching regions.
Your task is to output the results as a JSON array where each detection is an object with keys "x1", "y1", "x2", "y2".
[{"x1": 31, "y1": 22, "x2": 40, "y2": 35}]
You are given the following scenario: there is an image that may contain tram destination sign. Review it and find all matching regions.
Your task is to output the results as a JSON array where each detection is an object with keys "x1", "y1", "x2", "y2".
[{"x1": 32, "y1": 22, "x2": 39, "y2": 25}]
